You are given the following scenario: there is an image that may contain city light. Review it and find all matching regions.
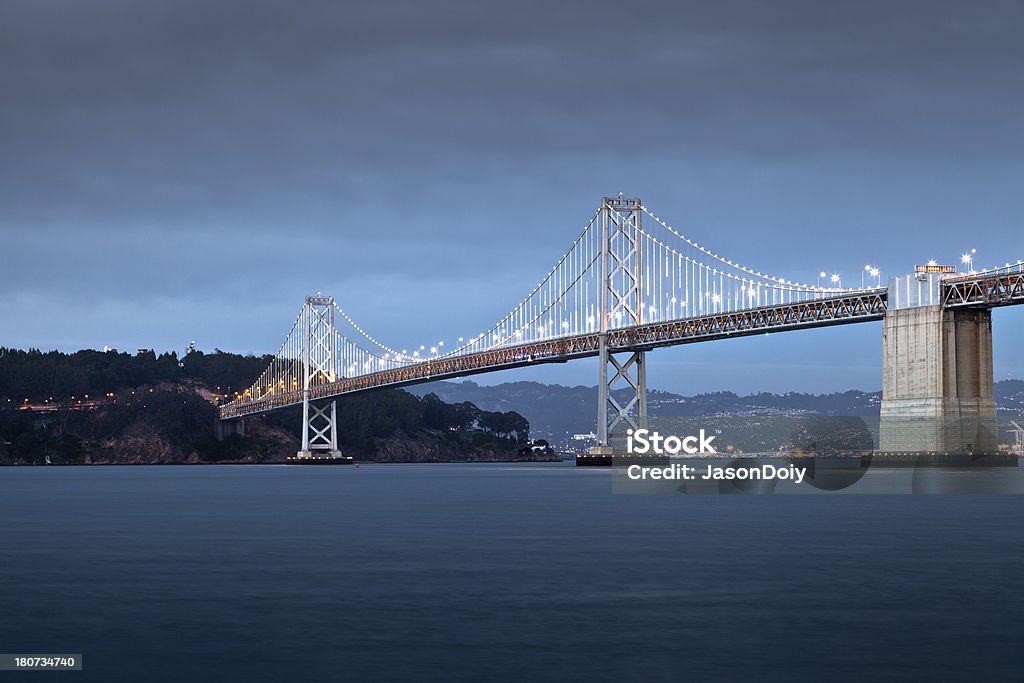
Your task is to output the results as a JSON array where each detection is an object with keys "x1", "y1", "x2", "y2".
[{"x1": 961, "y1": 248, "x2": 976, "y2": 272}]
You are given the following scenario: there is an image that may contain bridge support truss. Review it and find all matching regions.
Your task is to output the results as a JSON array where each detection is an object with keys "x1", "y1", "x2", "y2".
[
  {"x1": 297, "y1": 295, "x2": 342, "y2": 459},
  {"x1": 594, "y1": 196, "x2": 647, "y2": 454}
]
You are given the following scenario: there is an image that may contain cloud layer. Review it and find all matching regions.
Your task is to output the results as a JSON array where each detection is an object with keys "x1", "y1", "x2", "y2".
[{"x1": 2, "y1": 0, "x2": 1023, "y2": 391}]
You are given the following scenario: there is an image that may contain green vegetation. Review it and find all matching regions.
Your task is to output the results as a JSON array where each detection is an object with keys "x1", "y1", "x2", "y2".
[
  {"x1": 0, "y1": 388, "x2": 221, "y2": 464},
  {"x1": 0, "y1": 348, "x2": 534, "y2": 464},
  {"x1": 0, "y1": 347, "x2": 269, "y2": 403},
  {"x1": 254, "y1": 391, "x2": 530, "y2": 461}
]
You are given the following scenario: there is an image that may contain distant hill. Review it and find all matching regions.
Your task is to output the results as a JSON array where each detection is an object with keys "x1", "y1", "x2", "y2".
[
  {"x1": 998, "y1": 379, "x2": 1024, "y2": 415},
  {"x1": 407, "y1": 379, "x2": 1024, "y2": 445}
]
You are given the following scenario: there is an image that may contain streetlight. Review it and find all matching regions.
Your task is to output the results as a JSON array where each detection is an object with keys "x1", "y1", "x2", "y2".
[
  {"x1": 830, "y1": 273, "x2": 841, "y2": 288},
  {"x1": 863, "y1": 264, "x2": 872, "y2": 288},
  {"x1": 870, "y1": 267, "x2": 881, "y2": 286},
  {"x1": 818, "y1": 271, "x2": 827, "y2": 287},
  {"x1": 961, "y1": 248, "x2": 976, "y2": 273}
]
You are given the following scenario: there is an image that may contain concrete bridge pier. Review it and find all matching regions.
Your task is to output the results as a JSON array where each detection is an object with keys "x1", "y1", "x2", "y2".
[
  {"x1": 215, "y1": 418, "x2": 246, "y2": 441},
  {"x1": 879, "y1": 274, "x2": 996, "y2": 453}
]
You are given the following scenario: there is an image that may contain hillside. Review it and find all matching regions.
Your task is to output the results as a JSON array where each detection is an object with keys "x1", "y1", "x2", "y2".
[{"x1": 0, "y1": 348, "x2": 546, "y2": 464}]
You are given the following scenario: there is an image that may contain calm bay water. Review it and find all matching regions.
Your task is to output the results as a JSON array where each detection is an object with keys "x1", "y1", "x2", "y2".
[{"x1": 1, "y1": 463, "x2": 1023, "y2": 681}]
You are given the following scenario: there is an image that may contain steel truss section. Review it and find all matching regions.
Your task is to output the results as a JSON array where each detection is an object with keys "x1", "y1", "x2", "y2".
[
  {"x1": 942, "y1": 271, "x2": 1024, "y2": 308},
  {"x1": 613, "y1": 290, "x2": 888, "y2": 349}
]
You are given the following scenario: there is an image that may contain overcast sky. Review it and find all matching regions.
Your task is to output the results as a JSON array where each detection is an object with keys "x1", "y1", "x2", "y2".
[{"x1": 2, "y1": 0, "x2": 1022, "y2": 393}]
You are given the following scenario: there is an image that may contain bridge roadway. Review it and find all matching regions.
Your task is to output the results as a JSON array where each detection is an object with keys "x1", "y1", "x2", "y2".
[
  {"x1": 220, "y1": 288, "x2": 888, "y2": 420},
  {"x1": 943, "y1": 269, "x2": 1024, "y2": 308},
  {"x1": 219, "y1": 268, "x2": 1024, "y2": 420}
]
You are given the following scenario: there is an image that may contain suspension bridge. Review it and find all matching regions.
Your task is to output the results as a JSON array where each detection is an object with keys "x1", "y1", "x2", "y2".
[{"x1": 217, "y1": 196, "x2": 1024, "y2": 460}]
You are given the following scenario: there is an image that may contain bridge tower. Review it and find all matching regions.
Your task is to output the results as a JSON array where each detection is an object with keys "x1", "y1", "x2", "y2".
[
  {"x1": 879, "y1": 271, "x2": 997, "y2": 455},
  {"x1": 590, "y1": 196, "x2": 647, "y2": 459},
  {"x1": 297, "y1": 295, "x2": 342, "y2": 459}
]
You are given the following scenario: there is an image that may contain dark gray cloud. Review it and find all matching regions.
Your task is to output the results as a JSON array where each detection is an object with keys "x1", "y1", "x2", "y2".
[{"x1": 2, "y1": 0, "x2": 1023, "y2": 391}]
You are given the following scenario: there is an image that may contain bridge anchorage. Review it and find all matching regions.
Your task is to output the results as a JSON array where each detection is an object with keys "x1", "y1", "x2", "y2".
[{"x1": 217, "y1": 195, "x2": 1022, "y2": 465}]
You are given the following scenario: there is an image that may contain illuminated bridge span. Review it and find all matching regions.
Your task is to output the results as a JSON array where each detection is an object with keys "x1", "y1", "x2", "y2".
[{"x1": 218, "y1": 197, "x2": 1023, "y2": 458}]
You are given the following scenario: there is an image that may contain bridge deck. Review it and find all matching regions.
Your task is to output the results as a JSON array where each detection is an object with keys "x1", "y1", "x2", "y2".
[
  {"x1": 943, "y1": 270, "x2": 1024, "y2": 308},
  {"x1": 220, "y1": 266, "x2": 1024, "y2": 421},
  {"x1": 219, "y1": 289, "x2": 888, "y2": 419}
]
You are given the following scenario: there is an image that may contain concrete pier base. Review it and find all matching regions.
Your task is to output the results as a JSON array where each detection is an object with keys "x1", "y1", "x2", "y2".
[
  {"x1": 214, "y1": 419, "x2": 245, "y2": 441},
  {"x1": 879, "y1": 305, "x2": 996, "y2": 453},
  {"x1": 287, "y1": 450, "x2": 352, "y2": 464},
  {"x1": 294, "y1": 450, "x2": 344, "y2": 459},
  {"x1": 577, "y1": 445, "x2": 615, "y2": 466}
]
